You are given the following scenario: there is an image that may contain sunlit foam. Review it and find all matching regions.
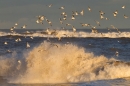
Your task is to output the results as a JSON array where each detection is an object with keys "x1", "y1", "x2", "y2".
[
  {"x1": 0, "y1": 41, "x2": 130, "y2": 83},
  {"x1": 1, "y1": 30, "x2": 130, "y2": 38}
]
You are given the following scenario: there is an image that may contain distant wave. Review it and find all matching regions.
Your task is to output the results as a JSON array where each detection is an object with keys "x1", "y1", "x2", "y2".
[{"x1": 1, "y1": 30, "x2": 130, "y2": 38}]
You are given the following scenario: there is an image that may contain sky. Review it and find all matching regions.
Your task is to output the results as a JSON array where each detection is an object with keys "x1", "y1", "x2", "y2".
[{"x1": 0, "y1": 0, "x2": 130, "y2": 29}]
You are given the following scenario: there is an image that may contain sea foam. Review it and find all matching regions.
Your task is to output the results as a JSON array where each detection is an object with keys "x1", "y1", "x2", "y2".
[{"x1": 0, "y1": 41, "x2": 130, "y2": 83}]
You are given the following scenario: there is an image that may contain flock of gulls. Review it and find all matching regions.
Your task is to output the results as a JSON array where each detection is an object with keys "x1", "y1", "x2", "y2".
[{"x1": 2, "y1": 4, "x2": 130, "y2": 58}]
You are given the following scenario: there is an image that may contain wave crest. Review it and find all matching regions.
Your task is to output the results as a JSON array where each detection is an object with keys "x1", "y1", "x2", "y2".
[{"x1": 0, "y1": 41, "x2": 130, "y2": 83}]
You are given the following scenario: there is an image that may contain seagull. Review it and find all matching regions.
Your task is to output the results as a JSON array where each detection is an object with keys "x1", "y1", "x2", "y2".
[
  {"x1": 15, "y1": 23, "x2": 18, "y2": 26},
  {"x1": 122, "y1": 5, "x2": 125, "y2": 9},
  {"x1": 111, "y1": 25, "x2": 120, "y2": 33},
  {"x1": 95, "y1": 20, "x2": 100, "y2": 26},
  {"x1": 59, "y1": 18, "x2": 63, "y2": 24},
  {"x1": 100, "y1": 15, "x2": 104, "y2": 19},
  {"x1": 113, "y1": 12, "x2": 117, "y2": 17},
  {"x1": 39, "y1": 15, "x2": 45, "y2": 20},
  {"x1": 30, "y1": 36, "x2": 33, "y2": 39},
  {"x1": 105, "y1": 17, "x2": 109, "y2": 20},
  {"x1": 75, "y1": 11, "x2": 79, "y2": 15},
  {"x1": 114, "y1": 10, "x2": 118, "y2": 14},
  {"x1": 10, "y1": 28, "x2": 14, "y2": 33},
  {"x1": 113, "y1": 10, "x2": 118, "y2": 17},
  {"x1": 63, "y1": 16, "x2": 67, "y2": 20},
  {"x1": 115, "y1": 51, "x2": 119, "y2": 57},
  {"x1": 80, "y1": 10, "x2": 84, "y2": 16},
  {"x1": 48, "y1": 4, "x2": 52, "y2": 7},
  {"x1": 4, "y1": 42, "x2": 8, "y2": 45},
  {"x1": 21, "y1": 25, "x2": 27, "y2": 29},
  {"x1": 91, "y1": 28, "x2": 98, "y2": 33},
  {"x1": 71, "y1": 15, "x2": 75, "y2": 20},
  {"x1": 18, "y1": 60, "x2": 21, "y2": 64},
  {"x1": 15, "y1": 38, "x2": 21, "y2": 42},
  {"x1": 99, "y1": 11, "x2": 105, "y2": 15},
  {"x1": 36, "y1": 20, "x2": 43, "y2": 24},
  {"x1": 88, "y1": 6, "x2": 91, "y2": 12},
  {"x1": 61, "y1": 12, "x2": 66, "y2": 16},
  {"x1": 80, "y1": 23, "x2": 90, "y2": 27},
  {"x1": 111, "y1": 25, "x2": 116, "y2": 29},
  {"x1": 26, "y1": 42, "x2": 30, "y2": 48},
  {"x1": 37, "y1": 15, "x2": 45, "y2": 21},
  {"x1": 72, "y1": 11, "x2": 75, "y2": 15},
  {"x1": 61, "y1": 27, "x2": 66, "y2": 30},
  {"x1": 72, "y1": 26, "x2": 76, "y2": 32},
  {"x1": 124, "y1": 14, "x2": 129, "y2": 19},
  {"x1": 59, "y1": 6, "x2": 65, "y2": 9},
  {"x1": 46, "y1": 19, "x2": 52, "y2": 26},
  {"x1": 66, "y1": 23, "x2": 71, "y2": 26},
  {"x1": 10, "y1": 26, "x2": 16, "y2": 32},
  {"x1": 36, "y1": 15, "x2": 45, "y2": 24},
  {"x1": 46, "y1": 28, "x2": 51, "y2": 35},
  {"x1": 7, "y1": 50, "x2": 12, "y2": 53}
]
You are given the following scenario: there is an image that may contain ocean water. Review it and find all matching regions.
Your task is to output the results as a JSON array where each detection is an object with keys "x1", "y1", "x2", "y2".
[{"x1": 0, "y1": 29, "x2": 130, "y2": 86}]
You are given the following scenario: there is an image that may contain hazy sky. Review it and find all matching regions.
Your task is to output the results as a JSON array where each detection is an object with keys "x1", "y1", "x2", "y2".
[{"x1": 0, "y1": 0, "x2": 130, "y2": 29}]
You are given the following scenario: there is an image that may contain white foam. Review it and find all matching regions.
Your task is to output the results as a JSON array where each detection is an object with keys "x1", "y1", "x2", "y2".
[
  {"x1": 0, "y1": 41, "x2": 130, "y2": 84},
  {"x1": 1, "y1": 30, "x2": 130, "y2": 38}
]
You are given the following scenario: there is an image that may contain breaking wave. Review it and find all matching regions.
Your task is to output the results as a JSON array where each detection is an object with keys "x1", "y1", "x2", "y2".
[
  {"x1": 0, "y1": 41, "x2": 130, "y2": 83},
  {"x1": 1, "y1": 29, "x2": 130, "y2": 38}
]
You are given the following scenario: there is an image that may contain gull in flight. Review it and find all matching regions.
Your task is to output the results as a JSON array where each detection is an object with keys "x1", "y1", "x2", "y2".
[
  {"x1": 46, "y1": 18, "x2": 52, "y2": 26},
  {"x1": 59, "y1": 6, "x2": 65, "y2": 9},
  {"x1": 26, "y1": 42, "x2": 30, "y2": 48},
  {"x1": 47, "y1": 4, "x2": 52, "y2": 7},
  {"x1": 115, "y1": 51, "x2": 119, "y2": 57},
  {"x1": 39, "y1": 15, "x2": 45, "y2": 20},
  {"x1": 63, "y1": 16, "x2": 67, "y2": 20},
  {"x1": 10, "y1": 25, "x2": 16, "y2": 32},
  {"x1": 46, "y1": 28, "x2": 51, "y2": 35},
  {"x1": 100, "y1": 15, "x2": 105, "y2": 19},
  {"x1": 113, "y1": 10, "x2": 118, "y2": 17},
  {"x1": 124, "y1": 14, "x2": 129, "y2": 19},
  {"x1": 122, "y1": 5, "x2": 125, "y2": 9},
  {"x1": 95, "y1": 20, "x2": 100, "y2": 26},
  {"x1": 71, "y1": 15, "x2": 75, "y2": 20},
  {"x1": 113, "y1": 13, "x2": 117, "y2": 17},
  {"x1": 15, "y1": 38, "x2": 21, "y2": 42},
  {"x1": 66, "y1": 23, "x2": 71, "y2": 26},
  {"x1": 7, "y1": 50, "x2": 12, "y2": 53},
  {"x1": 21, "y1": 25, "x2": 27, "y2": 29},
  {"x1": 75, "y1": 11, "x2": 79, "y2": 15},
  {"x1": 59, "y1": 18, "x2": 63, "y2": 24},
  {"x1": 72, "y1": 26, "x2": 76, "y2": 32},
  {"x1": 36, "y1": 20, "x2": 43, "y2": 24},
  {"x1": 80, "y1": 10, "x2": 84, "y2": 16},
  {"x1": 99, "y1": 11, "x2": 105, "y2": 15},
  {"x1": 80, "y1": 23, "x2": 90, "y2": 27},
  {"x1": 88, "y1": 6, "x2": 91, "y2": 12},
  {"x1": 61, "y1": 12, "x2": 66, "y2": 16},
  {"x1": 36, "y1": 15, "x2": 45, "y2": 24},
  {"x1": 4, "y1": 42, "x2": 8, "y2": 45},
  {"x1": 10, "y1": 28, "x2": 14, "y2": 33},
  {"x1": 15, "y1": 23, "x2": 18, "y2": 26},
  {"x1": 111, "y1": 25, "x2": 120, "y2": 33},
  {"x1": 61, "y1": 12, "x2": 67, "y2": 20},
  {"x1": 114, "y1": 10, "x2": 118, "y2": 14}
]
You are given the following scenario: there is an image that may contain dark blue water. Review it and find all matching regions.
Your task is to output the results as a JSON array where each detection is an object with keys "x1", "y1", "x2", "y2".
[
  {"x1": 1, "y1": 35, "x2": 130, "y2": 61},
  {"x1": 1, "y1": 29, "x2": 130, "y2": 86}
]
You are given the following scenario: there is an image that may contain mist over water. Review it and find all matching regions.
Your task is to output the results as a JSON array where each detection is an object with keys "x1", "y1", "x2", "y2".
[{"x1": 0, "y1": 41, "x2": 130, "y2": 84}]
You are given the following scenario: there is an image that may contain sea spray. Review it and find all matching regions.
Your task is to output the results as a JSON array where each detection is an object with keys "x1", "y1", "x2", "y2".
[{"x1": 0, "y1": 41, "x2": 130, "y2": 83}]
